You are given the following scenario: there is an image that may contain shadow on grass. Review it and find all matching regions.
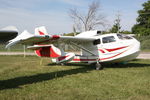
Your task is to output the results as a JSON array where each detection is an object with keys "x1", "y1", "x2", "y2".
[
  {"x1": 47, "y1": 63, "x2": 90, "y2": 67},
  {"x1": 46, "y1": 59, "x2": 150, "y2": 68},
  {"x1": 102, "y1": 59, "x2": 150, "y2": 68},
  {"x1": 104, "y1": 63, "x2": 150, "y2": 68},
  {"x1": 0, "y1": 64, "x2": 92, "y2": 90},
  {"x1": 0, "y1": 60, "x2": 150, "y2": 90}
]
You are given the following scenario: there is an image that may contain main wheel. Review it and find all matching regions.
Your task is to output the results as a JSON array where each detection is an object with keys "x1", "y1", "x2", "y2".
[
  {"x1": 96, "y1": 62, "x2": 103, "y2": 70},
  {"x1": 60, "y1": 63, "x2": 64, "y2": 66}
]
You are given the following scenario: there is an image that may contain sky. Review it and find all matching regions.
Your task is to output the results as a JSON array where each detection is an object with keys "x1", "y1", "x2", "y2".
[{"x1": 0, "y1": 0, "x2": 148, "y2": 34}]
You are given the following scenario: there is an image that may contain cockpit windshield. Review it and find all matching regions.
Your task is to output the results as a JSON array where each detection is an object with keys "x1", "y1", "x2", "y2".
[
  {"x1": 102, "y1": 36, "x2": 116, "y2": 43},
  {"x1": 117, "y1": 34, "x2": 133, "y2": 40}
]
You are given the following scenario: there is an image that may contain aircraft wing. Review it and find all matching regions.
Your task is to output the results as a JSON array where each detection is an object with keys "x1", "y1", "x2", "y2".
[
  {"x1": 6, "y1": 34, "x2": 97, "y2": 48},
  {"x1": 54, "y1": 35, "x2": 96, "y2": 43}
]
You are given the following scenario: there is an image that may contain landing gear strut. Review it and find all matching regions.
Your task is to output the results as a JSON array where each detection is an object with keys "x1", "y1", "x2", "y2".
[
  {"x1": 95, "y1": 58, "x2": 103, "y2": 70},
  {"x1": 60, "y1": 63, "x2": 64, "y2": 66},
  {"x1": 96, "y1": 62, "x2": 103, "y2": 70}
]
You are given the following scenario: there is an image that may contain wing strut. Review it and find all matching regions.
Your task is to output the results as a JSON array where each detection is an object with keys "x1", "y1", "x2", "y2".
[{"x1": 70, "y1": 42, "x2": 96, "y2": 56}]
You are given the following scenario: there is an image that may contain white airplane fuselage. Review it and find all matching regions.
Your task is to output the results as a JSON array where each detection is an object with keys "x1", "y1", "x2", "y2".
[
  {"x1": 68, "y1": 33, "x2": 140, "y2": 64},
  {"x1": 6, "y1": 26, "x2": 140, "y2": 65}
]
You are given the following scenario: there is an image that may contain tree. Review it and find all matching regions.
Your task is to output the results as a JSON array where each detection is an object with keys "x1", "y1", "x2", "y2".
[
  {"x1": 120, "y1": 30, "x2": 132, "y2": 34},
  {"x1": 109, "y1": 21, "x2": 121, "y2": 33},
  {"x1": 109, "y1": 12, "x2": 121, "y2": 33},
  {"x1": 69, "y1": 0, "x2": 106, "y2": 32},
  {"x1": 132, "y1": 0, "x2": 150, "y2": 36}
]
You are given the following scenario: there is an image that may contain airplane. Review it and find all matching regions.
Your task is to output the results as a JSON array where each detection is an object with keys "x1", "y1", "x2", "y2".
[
  {"x1": 0, "y1": 26, "x2": 18, "y2": 43},
  {"x1": 6, "y1": 26, "x2": 140, "y2": 70}
]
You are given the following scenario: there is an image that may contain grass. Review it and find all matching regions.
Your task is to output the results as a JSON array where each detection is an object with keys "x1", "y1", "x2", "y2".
[
  {"x1": 0, "y1": 56, "x2": 150, "y2": 100},
  {"x1": 0, "y1": 44, "x2": 32, "y2": 52},
  {"x1": 140, "y1": 49, "x2": 150, "y2": 52}
]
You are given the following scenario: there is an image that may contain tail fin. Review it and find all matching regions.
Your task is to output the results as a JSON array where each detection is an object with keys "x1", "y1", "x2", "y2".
[{"x1": 35, "y1": 26, "x2": 48, "y2": 35}]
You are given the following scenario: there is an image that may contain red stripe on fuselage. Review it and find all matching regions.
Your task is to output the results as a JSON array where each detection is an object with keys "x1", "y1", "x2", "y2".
[
  {"x1": 105, "y1": 46, "x2": 128, "y2": 52},
  {"x1": 72, "y1": 49, "x2": 129, "y2": 62},
  {"x1": 72, "y1": 59, "x2": 96, "y2": 61},
  {"x1": 100, "y1": 49, "x2": 128, "y2": 60},
  {"x1": 99, "y1": 49, "x2": 105, "y2": 53}
]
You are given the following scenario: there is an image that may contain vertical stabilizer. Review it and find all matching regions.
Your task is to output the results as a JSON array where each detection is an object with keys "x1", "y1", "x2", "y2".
[{"x1": 35, "y1": 26, "x2": 48, "y2": 35}]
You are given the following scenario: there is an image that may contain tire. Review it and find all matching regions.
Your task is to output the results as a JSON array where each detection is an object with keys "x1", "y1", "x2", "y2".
[{"x1": 96, "y1": 62, "x2": 103, "y2": 70}]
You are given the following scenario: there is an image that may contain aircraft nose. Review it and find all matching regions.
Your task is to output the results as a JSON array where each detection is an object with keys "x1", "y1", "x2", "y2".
[{"x1": 135, "y1": 39, "x2": 141, "y2": 52}]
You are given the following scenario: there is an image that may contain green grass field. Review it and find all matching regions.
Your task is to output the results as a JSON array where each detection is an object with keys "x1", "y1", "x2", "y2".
[
  {"x1": 0, "y1": 55, "x2": 150, "y2": 100},
  {"x1": 0, "y1": 44, "x2": 32, "y2": 52}
]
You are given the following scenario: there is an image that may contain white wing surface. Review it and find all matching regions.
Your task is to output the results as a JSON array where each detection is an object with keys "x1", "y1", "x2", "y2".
[
  {"x1": 6, "y1": 26, "x2": 99, "y2": 48},
  {"x1": 6, "y1": 33, "x2": 97, "y2": 48}
]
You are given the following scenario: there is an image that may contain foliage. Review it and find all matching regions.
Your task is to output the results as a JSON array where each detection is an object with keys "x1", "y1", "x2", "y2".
[
  {"x1": 109, "y1": 24, "x2": 119, "y2": 33},
  {"x1": 141, "y1": 39, "x2": 150, "y2": 50},
  {"x1": 132, "y1": 0, "x2": 150, "y2": 36},
  {"x1": 120, "y1": 30, "x2": 132, "y2": 34},
  {"x1": 63, "y1": 32, "x2": 80, "y2": 36},
  {"x1": 109, "y1": 19, "x2": 121, "y2": 33},
  {"x1": 136, "y1": 35, "x2": 150, "y2": 50}
]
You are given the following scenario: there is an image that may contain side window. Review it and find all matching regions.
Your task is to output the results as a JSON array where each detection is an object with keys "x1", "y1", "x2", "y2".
[
  {"x1": 117, "y1": 34, "x2": 123, "y2": 39},
  {"x1": 117, "y1": 34, "x2": 133, "y2": 40},
  {"x1": 102, "y1": 36, "x2": 116, "y2": 43},
  {"x1": 93, "y1": 39, "x2": 101, "y2": 45}
]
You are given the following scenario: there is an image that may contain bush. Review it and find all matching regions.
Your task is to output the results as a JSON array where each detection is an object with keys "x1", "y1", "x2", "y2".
[
  {"x1": 136, "y1": 35, "x2": 150, "y2": 50},
  {"x1": 141, "y1": 39, "x2": 150, "y2": 50}
]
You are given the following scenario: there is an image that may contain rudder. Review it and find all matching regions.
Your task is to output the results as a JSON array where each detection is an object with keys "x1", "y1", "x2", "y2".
[{"x1": 35, "y1": 26, "x2": 48, "y2": 35}]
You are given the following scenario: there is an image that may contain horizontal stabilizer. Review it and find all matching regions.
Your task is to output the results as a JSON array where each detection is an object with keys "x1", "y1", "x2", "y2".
[{"x1": 27, "y1": 45, "x2": 52, "y2": 50}]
